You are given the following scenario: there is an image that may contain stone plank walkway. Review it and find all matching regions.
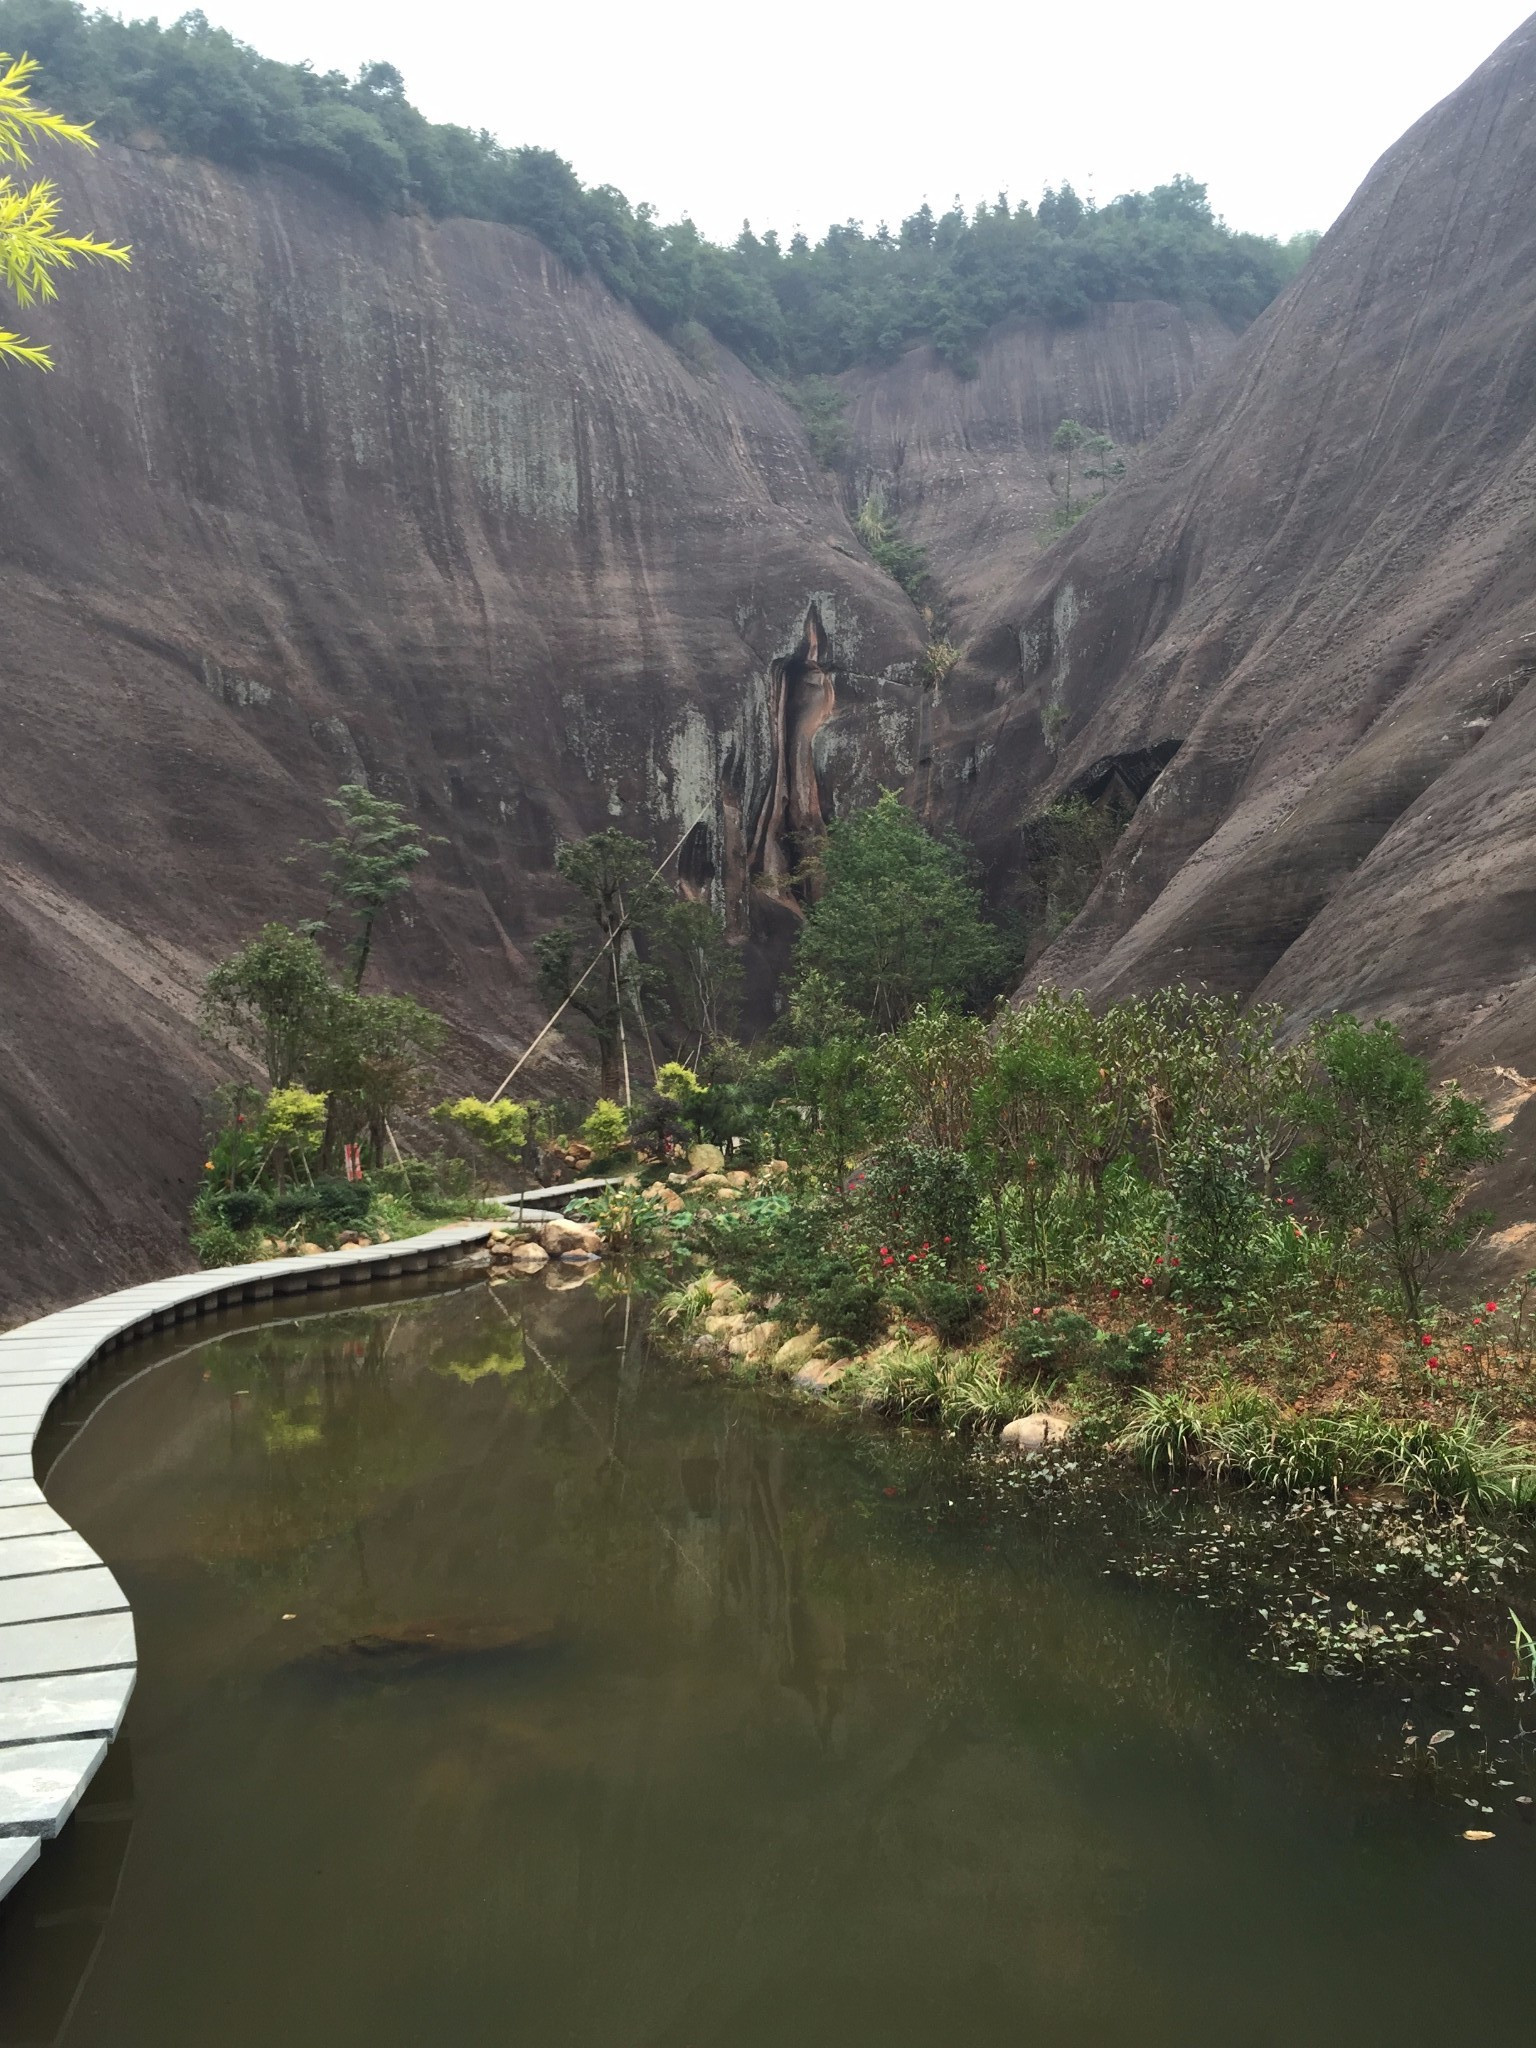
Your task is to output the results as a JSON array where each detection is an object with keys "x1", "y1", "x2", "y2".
[{"x1": 0, "y1": 1222, "x2": 492, "y2": 1892}]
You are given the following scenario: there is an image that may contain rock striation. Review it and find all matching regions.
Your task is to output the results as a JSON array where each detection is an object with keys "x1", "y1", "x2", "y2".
[
  {"x1": 0, "y1": 145, "x2": 931, "y2": 1318},
  {"x1": 840, "y1": 302, "x2": 1239, "y2": 631},
  {"x1": 941, "y1": 15, "x2": 1536, "y2": 1088}
]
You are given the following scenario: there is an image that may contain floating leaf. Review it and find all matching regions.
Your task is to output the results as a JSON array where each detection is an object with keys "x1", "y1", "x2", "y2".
[
  {"x1": 1429, "y1": 1729, "x2": 1455, "y2": 1745},
  {"x1": 1462, "y1": 1830, "x2": 1495, "y2": 1841}
]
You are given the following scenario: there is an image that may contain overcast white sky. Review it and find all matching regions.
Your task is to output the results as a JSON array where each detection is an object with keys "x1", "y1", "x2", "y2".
[{"x1": 139, "y1": 0, "x2": 1532, "y2": 242}]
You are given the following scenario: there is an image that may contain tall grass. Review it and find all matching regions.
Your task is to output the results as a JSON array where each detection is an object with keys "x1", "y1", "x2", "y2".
[
  {"x1": 1117, "y1": 1388, "x2": 1535, "y2": 1513},
  {"x1": 839, "y1": 1346, "x2": 1026, "y2": 1432}
]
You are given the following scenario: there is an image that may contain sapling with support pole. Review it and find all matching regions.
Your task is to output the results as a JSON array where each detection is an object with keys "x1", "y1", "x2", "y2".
[{"x1": 487, "y1": 817, "x2": 704, "y2": 1105}]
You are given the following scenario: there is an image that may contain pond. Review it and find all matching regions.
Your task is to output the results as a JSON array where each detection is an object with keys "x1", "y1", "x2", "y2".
[{"x1": 0, "y1": 1275, "x2": 1533, "y2": 2046}]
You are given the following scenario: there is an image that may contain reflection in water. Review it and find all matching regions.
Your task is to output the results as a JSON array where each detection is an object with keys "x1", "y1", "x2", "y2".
[{"x1": 2, "y1": 1280, "x2": 1533, "y2": 2047}]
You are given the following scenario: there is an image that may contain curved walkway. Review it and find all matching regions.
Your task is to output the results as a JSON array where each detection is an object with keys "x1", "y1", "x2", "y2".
[{"x1": 0, "y1": 1222, "x2": 495, "y2": 1902}]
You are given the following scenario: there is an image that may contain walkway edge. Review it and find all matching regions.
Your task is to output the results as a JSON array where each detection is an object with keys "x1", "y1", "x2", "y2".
[{"x1": 0, "y1": 1221, "x2": 495, "y2": 1895}]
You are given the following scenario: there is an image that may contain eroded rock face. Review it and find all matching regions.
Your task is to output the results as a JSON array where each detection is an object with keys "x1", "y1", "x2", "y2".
[
  {"x1": 839, "y1": 303, "x2": 1242, "y2": 634},
  {"x1": 0, "y1": 147, "x2": 926, "y2": 1318},
  {"x1": 942, "y1": 17, "x2": 1536, "y2": 1077}
]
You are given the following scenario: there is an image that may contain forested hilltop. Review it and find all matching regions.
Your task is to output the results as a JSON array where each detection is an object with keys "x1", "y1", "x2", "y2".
[{"x1": 2, "y1": 0, "x2": 1318, "y2": 374}]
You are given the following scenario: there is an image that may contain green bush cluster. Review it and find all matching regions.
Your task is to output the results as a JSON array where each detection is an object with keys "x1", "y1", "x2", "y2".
[
  {"x1": 7, "y1": 4, "x2": 1316, "y2": 376},
  {"x1": 692, "y1": 983, "x2": 1502, "y2": 1356}
]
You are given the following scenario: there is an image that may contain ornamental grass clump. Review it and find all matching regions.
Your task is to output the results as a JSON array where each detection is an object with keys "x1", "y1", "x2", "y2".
[
  {"x1": 1117, "y1": 1387, "x2": 1534, "y2": 1512},
  {"x1": 840, "y1": 1346, "x2": 1023, "y2": 1433}
]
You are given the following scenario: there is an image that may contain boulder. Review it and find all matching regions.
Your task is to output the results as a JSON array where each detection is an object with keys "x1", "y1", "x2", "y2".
[
  {"x1": 687, "y1": 1143, "x2": 726, "y2": 1175},
  {"x1": 704, "y1": 1312, "x2": 750, "y2": 1339},
  {"x1": 508, "y1": 1243, "x2": 550, "y2": 1272},
  {"x1": 725, "y1": 1170, "x2": 752, "y2": 1188},
  {"x1": 539, "y1": 1217, "x2": 602, "y2": 1258},
  {"x1": 773, "y1": 1327, "x2": 824, "y2": 1373},
  {"x1": 454, "y1": 1248, "x2": 493, "y2": 1270},
  {"x1": 728, "y1": 1320, "x2": 781, "y2": 1361},
  {"x1": 793, "y1": 1359, "x2": 848, "y2": 1394},
  {"x1": 761, "y1": 1159, "x2": 790, "y2": 1180},
  {"x1": 1000, "y1": 1412, "x2": 1073, "y2": 1457}
]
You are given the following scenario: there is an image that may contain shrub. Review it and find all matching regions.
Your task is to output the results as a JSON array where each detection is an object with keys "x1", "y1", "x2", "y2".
[
  {"x1": 1004, "y1": 1309, "x2": 1097, "y2": 1376},
  {"x1": 700, "y1": 1198, "x2": 883, "y2": 1344},
  {"x1": 859, "y1": 1141, "x2": 978, "y2": 1266},
  {"x1": 654, "y1": 1062, "x2": 708, "y2": 1109},
  {"x1": 433, "y1": 1096, "x2": 530, "y2": 1162},
  {"x1": 270, "y1": 1177, "x2": 372, "y2": 1235},
  {"x1": 1169, "y1": 1121, "x2": 1267, "y2": 1303},
  {"x1": 580, "y1": 1098, "x2": 630, "y2": 1160},
  {"x1": 1293, "y1": 1016, "x2": 1504, "y2": 1324},
  {"x1": 1092, "y1": 1320, "x2": 1168, "y2": 1383},
  {"x1": 209, "y1": 1186, "x2": 271, "y2": 1234}
]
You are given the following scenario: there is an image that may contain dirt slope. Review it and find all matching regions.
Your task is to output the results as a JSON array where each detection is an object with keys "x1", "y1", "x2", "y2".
[{"x1": 942, "y1": 14, "x2": 1536, "y2": 1088}]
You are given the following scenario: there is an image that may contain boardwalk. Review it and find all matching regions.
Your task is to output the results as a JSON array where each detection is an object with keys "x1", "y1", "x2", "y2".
[{"x1": 0, "y1": 1222, "x2": 494, "y2": 1901}]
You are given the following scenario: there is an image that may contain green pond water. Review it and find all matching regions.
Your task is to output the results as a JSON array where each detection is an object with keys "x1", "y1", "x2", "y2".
[{"x1": 2, "y1": 1276, "x2": 1534, "y2": 2046}]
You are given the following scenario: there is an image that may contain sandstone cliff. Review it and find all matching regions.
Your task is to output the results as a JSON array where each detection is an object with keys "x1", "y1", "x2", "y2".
[
  {"x1": 0, "y1": 134, "x2": 1250, "y2": 1317},
  {"x1": 942, "y1": 13, "x2": 1536, "y2": 1101},
  {"x1": 840, "y1": 303, "x2": 1239, "y2": 629},
  {"x1": 0, "y1": 144, "x2": 933, "y2": 1317}
]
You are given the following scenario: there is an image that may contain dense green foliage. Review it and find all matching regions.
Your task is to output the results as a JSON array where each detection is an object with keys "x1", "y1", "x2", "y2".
[
  {"x1": 684, "y1": 984, "x2": 1503, "y2": 1358},
  {"x1": 793, "y1": 793, "x2": 1008, "y2": 1030},
  {"x1": 4, "y1": 3, "x2": 1319, "y2": 373}
]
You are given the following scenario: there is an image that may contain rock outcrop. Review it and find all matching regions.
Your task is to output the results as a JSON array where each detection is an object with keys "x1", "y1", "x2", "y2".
[
  {"x1": 0, "y1": 145, "x2": 926, "y2": 1317},
  {"x1": 942, "y1": 15, "x2": 1536, "y2": 1084},
  {"x1": 840, "y1": 303, "x2": 1240, "y2": 630}
]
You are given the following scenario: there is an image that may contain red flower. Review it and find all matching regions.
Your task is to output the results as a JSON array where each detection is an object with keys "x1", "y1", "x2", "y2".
[
  {"x1": 1154, "y1": 1256, "x2": 1163, "y2": 1266},
  {"x1": 1140, "y1": 1276, "x2": 1153, "y2": 1289},
  {"x1": 1110, "y1": 1287, "x2": 1121, "y2": 1300},
  {"x1": 943, "y1": 1236, "x2": 951, "y2": 1244},
  {"x1": 1170, "y1": 1257, "x2": 1180, "y2": 1267},
  {"x1": 977, "y1": 1260, "x2": 988, "y2": 1273},
  {"x1": 1031, "y1": 1307, "x2": 1042, "y2": 1318},
  {"x1": 1427, "y1": 1359, "x2": 1441, "y2": 1372},
  {"x1": 908, "y1": 1253, "x2": 918, "y2": 1263},
  {"x1": 1464, "y1": 1344, "x2": 1474, "y2": 1353},
  {"x1": 882, "y1": 1486, "x2": 899, "y2": 1497},
  {"x1": 1420, "y1": 1334, "x2": 1433, "y2": 1346},
  {"x1": 1487, "y1": 1302, "x2": 1499, "y2": 1314},
  {"x1": 1285, "y1": 1197, "x2": 1295, "y2": 1206},
  {"x1": 1473, "y1": 1316, "x2": 1483, "y2": 1326}
]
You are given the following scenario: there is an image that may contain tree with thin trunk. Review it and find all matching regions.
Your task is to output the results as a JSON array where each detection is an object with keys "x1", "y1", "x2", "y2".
[
  {"x1": 306, "y1": 783, "x2": 434, "y2": 990},
  {"x1": 1051, "y1": 417, "x2": 1090, "y2": 513},
  {"x1": 533, "y1": 831, "x2": 671, "y2": 1096}
]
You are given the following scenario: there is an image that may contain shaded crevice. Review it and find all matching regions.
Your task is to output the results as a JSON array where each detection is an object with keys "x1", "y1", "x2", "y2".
[{"x1": 1008, "y1": 740, "x2": 1182, "y2": 961}]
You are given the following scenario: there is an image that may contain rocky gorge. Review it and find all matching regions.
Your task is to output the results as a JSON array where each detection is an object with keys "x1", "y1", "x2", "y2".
[{"x1": 6, "y1": 13, "x2": 1536, "y2": 1318}]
